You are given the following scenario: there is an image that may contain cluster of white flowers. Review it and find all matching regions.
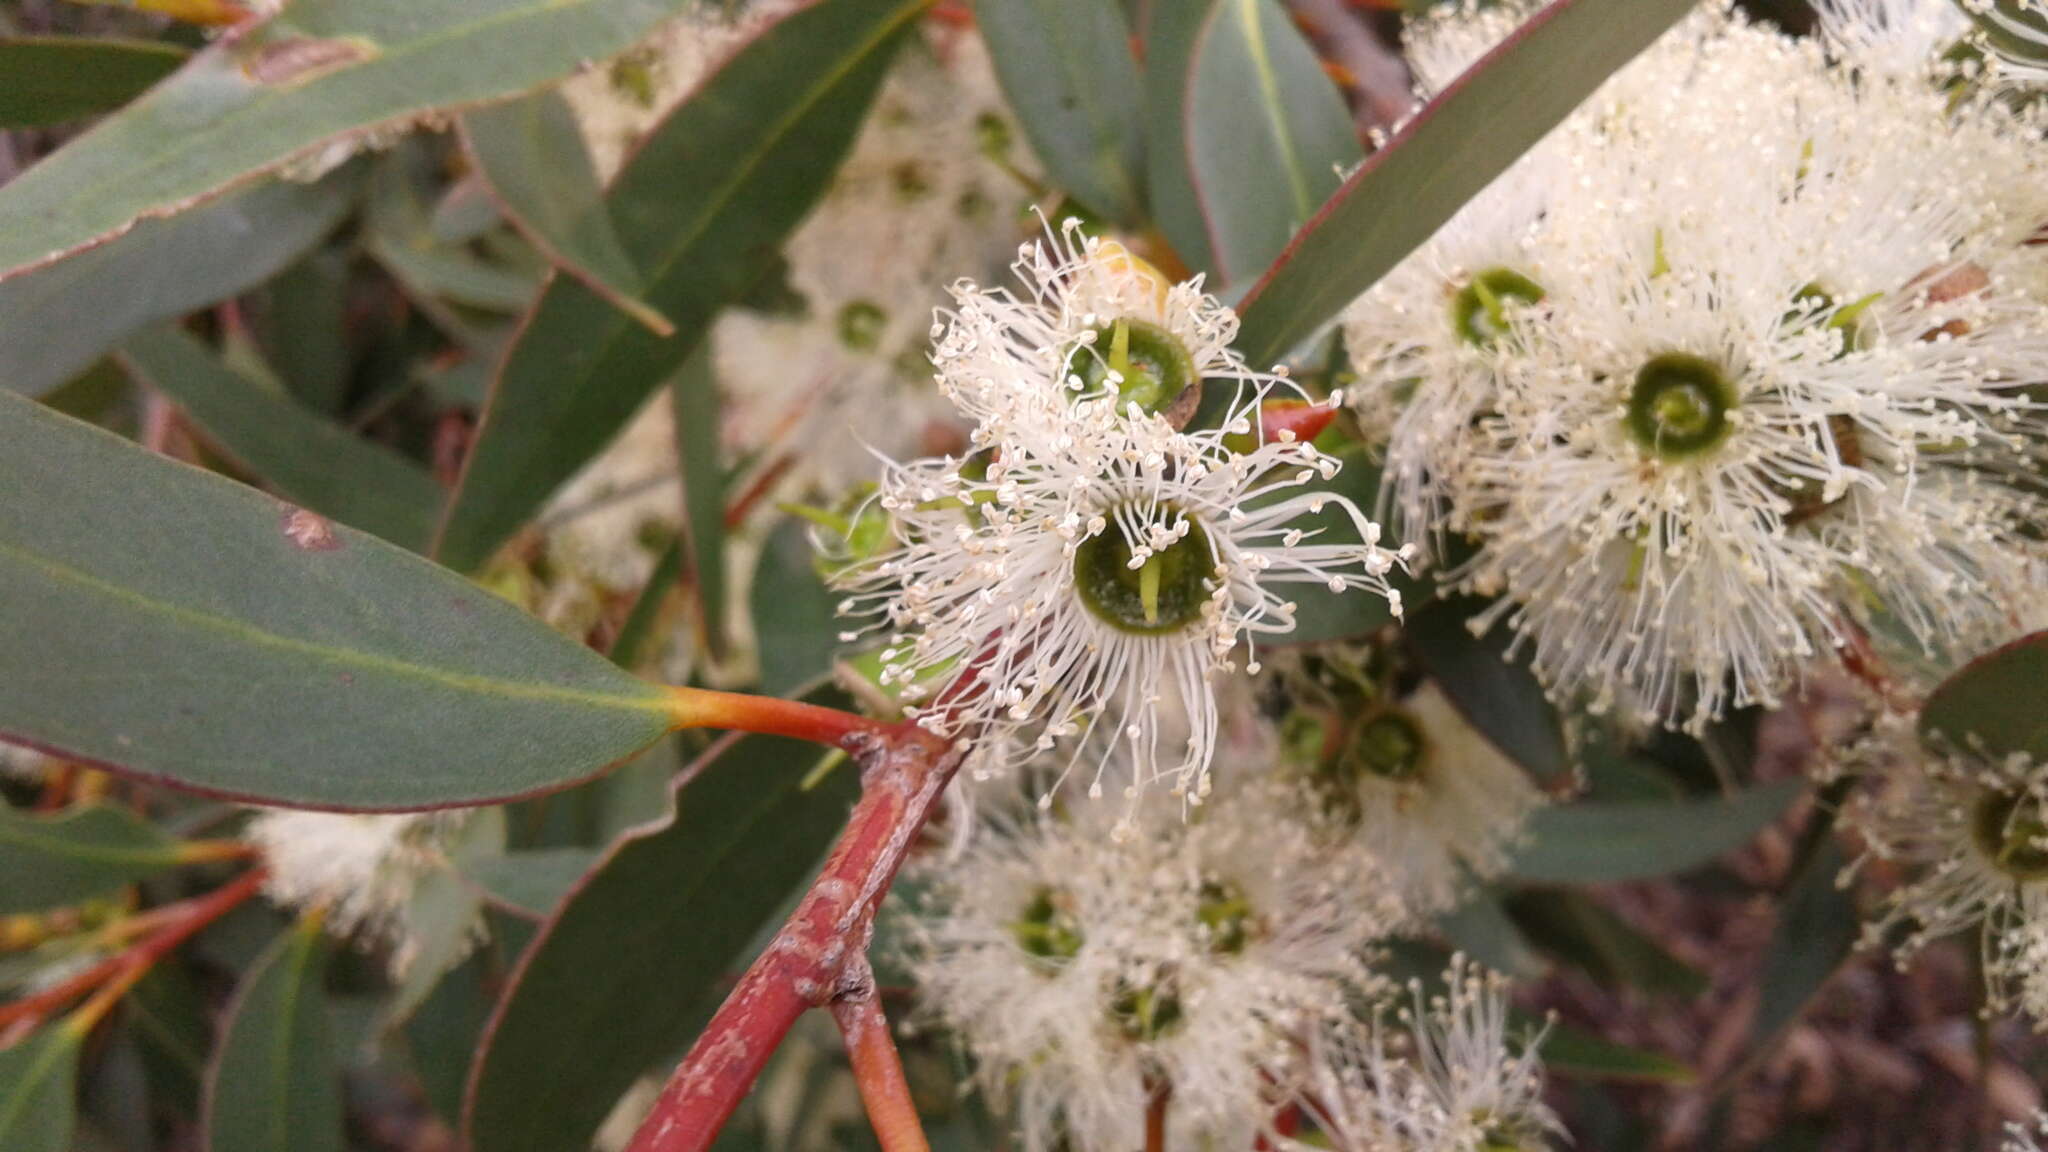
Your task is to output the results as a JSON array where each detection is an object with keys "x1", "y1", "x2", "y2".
[
  {"x1": 2010, "y1": 1111, "x2": 2048, "y2": 1152},
  {"x1": 1343, "y1": 0, "x2": 2048, "y2": 732},
  {"x1": 908, "y1": 770, "x2": 1464, "y2": 1152},
  {"x1": 837, "y1": 223, "x2": 1413, "y2": 814},
  {"x1": 1841, "y1": 710, "x2": 2048, "y2": 1028}
]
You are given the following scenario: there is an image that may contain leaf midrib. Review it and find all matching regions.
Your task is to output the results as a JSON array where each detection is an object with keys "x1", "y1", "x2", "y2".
[{"x1": 0, "y1": 539, "x2": 668, "y2": 716}]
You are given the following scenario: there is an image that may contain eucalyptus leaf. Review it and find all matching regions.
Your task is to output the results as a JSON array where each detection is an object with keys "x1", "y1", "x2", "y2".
[
  {"x1": 116, "y1": 325, "x2": 441, "y2": 553},
  {"x1": 0, "y1": 1026, "x2": 82, "y2": 1152},
  {"x1": 1920, "y1": 629, "x2": 2048, "y2": 761},
  {"x1": 462, "y1": 91, "x2": 672, "y2": 335},
  {"x1": 672, "y1": 348, "x2": 729, "y2": 660},
  {"x1": 0, "y1": 0, "x2": 700, "y2": 280},
  {"x1": 202, "y1": 921, "x2": 342, "y2": 1152},
  {"x1": 0, "y1": 805, "x2": 186, "y2": 915},
  {"x1": 1406, "y1": 594, "x2": 1566, "y2": 784},
  {"x1": 1234, "y1": 0, "x2": 1698, "y2": 364},
  {"x1": 975, "y1": 0, "x2": 1146, "y2": 224},
  {"x1": 1510, "y1": 779, "x2": 1803, "y2": 885},
  {"x1": 1185, "y1": 0, "x2": 1361, "y2": 285},
  {"x1": 0, "y1": 37, "x2": 187, "y2": 129},
  {"x1": 460, "y1": 849, "x2": 600, "y2": 918},
  {"x1": 751, "y1": 517, "x2": 843, "y2": 697},
  {"x1": 0, "y1": 170, "x2": 357, "y2": 399},
  {"x1": 434, "y1": 0, "x2": 922, "y2": 572},
  {"x1": 0, "y1": 391, "x2": 674, "y2": 809},
  {"x1": 465, "y1": 713, "x2": 862, "y2": 1152}
]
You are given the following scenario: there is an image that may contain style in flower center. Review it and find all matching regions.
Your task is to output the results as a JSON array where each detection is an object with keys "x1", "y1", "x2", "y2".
[
  {"x1": 1452, "y1": 267, "x2": 1546, "y2": 347},
  {"x1": 1072, "y1": 512, "x2": 1214, "y2": 635},
  {"x1": 1067, "y1": 317, "x2": 1197, "y2": 414},
  {"x1": 1625, "y1": 352, "x2": 1738, "y2": 460},
  {"x1": 1973, "y1": 790, "x2": 2048, "y2": 882}
]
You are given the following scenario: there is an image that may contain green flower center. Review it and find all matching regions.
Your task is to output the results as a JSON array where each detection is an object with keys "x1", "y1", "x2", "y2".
[
  {"x1": 1072, "y1": 514, "x2": 1214, "y2": 635},
  {"x1": 1111, "y1": 976, "x2": 1184, "y2": 1041},
  {"x1": 1012, "y1": 887, "x2": 1084, "y2": 961},
  {"x1": 836, "y1": 300, "x2": 887, "y2": 352},
  {"x1": 1065, "y1": 318, "x2": 1197, "y2": 415},
  {"x1": 1625, "y1": 352, "x2": 1737, "y2": 461},
  {"x1": 1345, "y1": 710, "x2": 1427, "y2": 782},
  {"x1": 1196, "y1": 879, "x2": 1253, "y2": 955},
  {"x1": 1973, "y1": 790, "x2": 2048, "y2": 881},
  {"x1": 1475, "y1": 1112, "x2": 1546, "y2": 1152},
  {"x1": 1452, "y1": 267, "x2": 1546, "y2": 347}
]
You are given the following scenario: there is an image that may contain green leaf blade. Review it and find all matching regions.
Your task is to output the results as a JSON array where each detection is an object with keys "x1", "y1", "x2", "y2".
[
  {"x1": 0, "y1": 0, "x2": 695, "y2": 280},
  {"x1": 0, "y1": 37, "x2": 188, "y2": 129},
  {"x1": 1185, "y1": 0, "x2": 1362, "y2": 285},
  {"x1": 1234, "y1": 0, "x2": 1696, "y2": 364},
  {"x1": 116, "y1": 326, "x2": 442, "y2": 553},
  {"x1": 0, "y1": 392, "x2": 672, "y2": 809},
  {"x1": 202, "y1": 921, "x2": 343, "y2": 1152},
  {"x1": 1920, "y1": 629, "x2": 2048, "y2": 761},
  {"x1": 434, "y1": 0, "x2": 923, "y2": 572},
  {"x1": 0, "y1": 806, "x2": 185, "y2": 915},
  {"x1": 1509, "y1": 779, "x2": 1803, "y2": 885},
  {"x1": 0, "y1": 1027, "x2": 82, "y2": 1152},
  {"x1": 464, "y1": 716, "x2": 861, "y2": 1152},
  {"x1": 976, "y1": 0, "x2": 1146, "y2": 224}
]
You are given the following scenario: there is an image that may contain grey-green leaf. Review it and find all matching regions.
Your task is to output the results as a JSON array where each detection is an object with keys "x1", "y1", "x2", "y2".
[
  {"x1": 0, "y1": 37, "x2": 188, "y2": 129},
  {"x1": 975, "y1": 0, "x2": 1146, "y2": 225},
  {"x1": 464, "y1": 718, "x2": 861, "y2": 1152},
  {"x1": 1920, "y1": 630, "x2": 2048, "y2": 762},
  {"x1": 0, "y1": 170, "x2": 358, "y2": 398},
  {"x1": 0, "y1": 0, "x2": 699, "y2": 280},
  {"x1": 1407, "y1": 594, "x2": 1566, "y2": 784},
  {"x1": 116, "y1": 325, "x2": 442, "y2": 553},
  {"x1": 434, "y1": 0, "x2": 922, "y2": 572},
  {"x1": 1185, "y1": 0, "x2": 1361, "y2": 286},
  {"x1": 1140, "y1": 0, "x2": 1220, "y2": 277},
  {"x1": 0, "y1": 1026, "x2": 82, "y2": 1152},
  {"x1": 0, "y1": 391, "x2": 673, "y2": 809},
  {"x1": 462, "y1": 91, "x2": 672, "y2": 336},
  {"x1": 460, "y1": 849, "x2": 599, "y2": 918},
  {"x1": 202, "y1": 921, "x2": 342, "y2": 1152},
  {"x1": 751, "y1": 517, "x2": 843, "y2": 697},
  {"x1": 1234, "y1": 0, "x2": 1697, "y2": 364},
  {"x1": 672, "y1": 347, "x2": 728, "y2": 660},
  {"x1": 1509, "y1": 779, "x2": 1803, "y2": 885},
  {"x1": 0, "y1": 805, "x2": 186, "y2": 915}
]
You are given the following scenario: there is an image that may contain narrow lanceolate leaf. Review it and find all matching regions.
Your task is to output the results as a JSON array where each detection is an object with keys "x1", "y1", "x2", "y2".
[
  {"x1": 671, "y1": 347, "x2": 728, "y2": 659},
  {"x1": 1185, "y1": 0, "x2": 1361, "y2": 286},
  {"x1": 465, "y1": 716, "x2": 861, "y2": 1152},
  {"x1": 1509, "y1": 779, "x2": 1804, "y2": 885},
  {"x1": 0, "y1": 805, "x2": 186, "y2": 914},
  {"x1": 202, "y1": 920, "x2": 343, "y2": 1152},
  {"x1": 0, "y1": 37, "x2": 187, "y2": 129},
  {"x1": 0, "y1": 392, "x2": 674, "y2": 809},
  {"x1": 1141, "y1": 0, "x2": 1219, "y2": 277},
  {"x1": 1753, "y1": 840, "x2": 1857, "y2": 1047},
  {"x1": 1920, "y1": 629, "x2": 2048, "y2": 761},
  {"x1": 0, "y1": 1026, "x2": 82, "y2": 1152},
  {"x1": 461, "y1": 92, "x2": 673, "y2": 336},
  {"x1": 1406, "y1": 594, "x2": 1565, "y2": 784},
  {"x1": 975, "y1": 0, "x2": 1146, "y2": 225},
  {"x1": 434, "y1": 0, "x2": 921, "y2": 572},
  {"x1": 751, "y1": 517, "x2": 843, "y2": 697},
  {"x1": 0, "y1": 169, "x2": 358, "y2": 399},
  {"x1": 116, "y1": 326, "x2": 442, "y2": 553},
  {"x1": 1539, "y1": 1023, "x2": 1694, "y2": 1085},
  {"x1": 0, "y1": 0, "x2": 697, "y2": 280},
  {"x1": 1234, "y1": 0, "x2": 1696, "y2": 364},
  {"x1": 1272, "y1": 448, "x2": 1424, "y2": 645}
]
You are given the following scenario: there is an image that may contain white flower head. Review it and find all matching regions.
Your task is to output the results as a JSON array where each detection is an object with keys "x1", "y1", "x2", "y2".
[
  {"x1": 839, "y1": 228, "x2": 1412, "y2": 805},
  {"x1": 1816, "y1": 0, "x2": 1971, "y2": 78},
  {"x1": 904, "y1": 774, "x2": 1407, "y2": 1152},
  {"x1": 2006, "y1": 1110, "x2": 2048, "y2": 1152},
  {"x1": 1844, "y1": 711, "x2": 2048, "y2": 1026},
  {"x1": 1346, "y1": 3, "x2": 2048, "y2": 731},
  {"x1": 1968, "y1": 0, "x2": 2048, "y2": 91},
  {"x1": 247, "y1": 810, "x2": 484, "y2": 979},
  {"x1": 1282, "y1": 675, "x2": 1547, "y2": 916},
  {"x1": 1299, "y1": 955, "x2": 1561, "y2": 1152}
]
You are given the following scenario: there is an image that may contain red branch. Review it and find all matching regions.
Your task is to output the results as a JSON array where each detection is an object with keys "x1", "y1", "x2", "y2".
[
  {"x1": 832, "y1": 961, "x2": 930, "y2": 1152},
  {"x1": 625, "y1": 720, "x2": 962, "y2": 1152}
]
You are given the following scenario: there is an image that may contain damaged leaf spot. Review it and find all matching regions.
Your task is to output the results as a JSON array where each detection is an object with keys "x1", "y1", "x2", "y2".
[
  {"x1": 281, "y1": 507, "x2": 341, "y2": 551},
  {"x1": 241, "y1": 36, "x2": 378, "y2": 87}
]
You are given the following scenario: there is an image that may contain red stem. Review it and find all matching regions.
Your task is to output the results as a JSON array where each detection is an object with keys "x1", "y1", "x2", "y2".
[
  {"x1": 0, "y1": 868, "x2": 267, "y2": 1032},
  {"x1": 625, "y1": 722, "x2": 960, "y2": 1152},
  {"x1": 667, "y1": 686, "x2": 895, "y2": 748},
  {"x1": 832, "y1": 964, "x2": 930, "y2": 1152}
]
